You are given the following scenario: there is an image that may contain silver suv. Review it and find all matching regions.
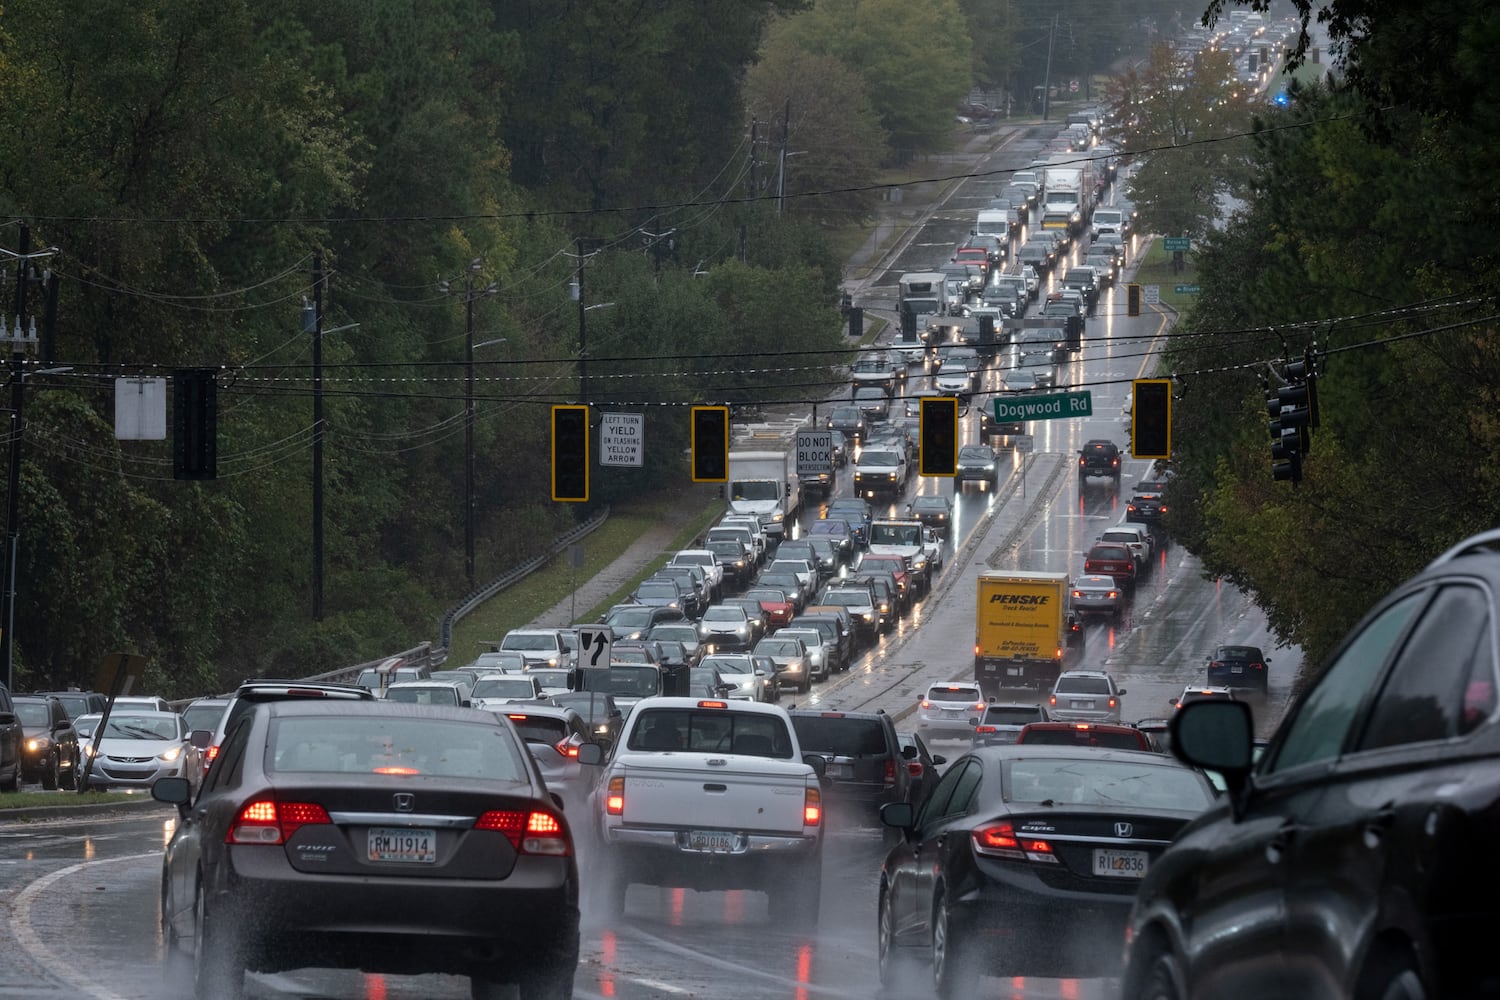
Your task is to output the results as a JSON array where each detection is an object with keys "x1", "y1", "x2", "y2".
[{"x1": 1048, "y1": 670, "x2": 1126, "y2": 723}]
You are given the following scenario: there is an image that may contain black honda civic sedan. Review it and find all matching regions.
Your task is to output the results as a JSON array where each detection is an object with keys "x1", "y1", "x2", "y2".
[{"x1": 153, "y1": 699, "x2": 580, "y2": 1000}]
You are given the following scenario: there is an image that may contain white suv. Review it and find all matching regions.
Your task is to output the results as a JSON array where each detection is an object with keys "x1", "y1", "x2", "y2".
[
  {"x1": 916, "y1": 683, "x2": 987, "y2": 739},
  {"x1": 1048, "y1": 670, "x2": 1127, "y2": 723},
  {"x1": 498, "y1": 629, "x2": 572, "y2": 669}
]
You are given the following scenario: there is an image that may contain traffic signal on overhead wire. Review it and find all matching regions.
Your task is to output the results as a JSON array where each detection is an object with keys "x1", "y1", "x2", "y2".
[
  {"x1": 918, "y1": 396, "x2": 959, "y2": 476},
  {"x1": 1131, "y1": 379, "x2": 1171, "y2": 460},
  {"x1": 173, "y1": 369, "x2": 217, "y2": 480},
  {"x1": 1266, "y1": 355, "x2": 1316, "y2": 485},
  {"x1": 551, "y1": 404, "x2": 590, "y2": 502},
  {"x1": 691, "y1": 405, "x2": 730, "y2": 483}
]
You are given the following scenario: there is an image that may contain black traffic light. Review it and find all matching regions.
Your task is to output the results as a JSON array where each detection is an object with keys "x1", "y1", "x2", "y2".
[
  {"x1": 691, "y1": 405, "x2": 730, "y2": 482},
  {"x1": 551, "y1": 404, "x2": 590, "y2": 502},
  {"x1": 918, "y1": 396, "x2": 959, "y2": 476},
  {"x1": 1271, "y1": 426, "x2": 1302, "y2": 484},
  {"x1": 1131, "y1": 379, "x2": 1171, "y2": 460},
  {"x1": 1127, "y1": 283, "x2": 1142, "y2": 317},
  {"x1": 173, "y1": 369, "x2": 217, "y2": 480}
]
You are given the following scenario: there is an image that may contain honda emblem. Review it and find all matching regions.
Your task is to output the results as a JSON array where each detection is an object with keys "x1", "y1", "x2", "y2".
[
  {"x1": 393, "y1": 793, "x2": 415, "y2": 813},
  {"x1": 1114, "y1": 821, "x2": 1133, "y2": 838}
]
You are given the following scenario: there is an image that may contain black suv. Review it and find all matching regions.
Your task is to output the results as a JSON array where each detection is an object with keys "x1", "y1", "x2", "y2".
[
  {"x1": 788, "y1": 709, "x2": 910, "y2": 828},
  {"x1": 204, "y1": 680, "x2": 376, "y2": 774},
  {"x1": 1125, "y1": 478, "x2": 1169, "y2": 523},
  {"x1": 13, "y1": 695, "x2": 81, "y2": 789},
  {"x1": 0, "y1": 682, "x2": 22, "y2": 792},
  {"x1": 1078, "y1": 439, "x2": 1122, "y2": 485}
]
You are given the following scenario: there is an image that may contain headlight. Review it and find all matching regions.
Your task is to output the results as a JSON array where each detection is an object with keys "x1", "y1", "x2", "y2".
[
  {"x1": 26, "y1": 737, "x2": 50, "y2": 753},
  {"x1": 82, "y1": 744, "x2": 98, "y2": 758},
  {"x1": 159, "y1": 747, "x2": 184, "y2": 763}
]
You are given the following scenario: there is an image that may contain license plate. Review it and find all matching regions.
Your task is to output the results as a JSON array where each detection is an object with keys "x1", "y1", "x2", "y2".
[
  {"x1": 684, "y1": 830, "x2": 737, "y2": 853},
  {"x1": 1006, "y1": 667, "x2": 1023, "y2": 677},
  {"x1": 942, "y1": 709, "x2": 962, "y2": 718},
  {"x1": 368, "y1": 827, "x2": 436, "y2": 864},
  {"x1": 828, "y1": 763, "x2": 853, "y2": 780},
  {"x1": 1071, "y1": 700, "x2": 1091, "y2": 709},
  {"x1": 1093, "y1": 848, "x2": 1148, "y2": 878},
  {"x1": 1231, "y1": 665, "x2": 1244, "y2": 673}
]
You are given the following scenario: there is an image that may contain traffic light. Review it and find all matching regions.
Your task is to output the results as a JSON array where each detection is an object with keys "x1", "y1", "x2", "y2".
[
  {"x1": 1266, "y1": 358, "x2": 1315, "y2": 485},
  {"x1": 173, "y1": 369, "x2": 217, "y2": 480},
  {"x1": 1127, "y1": 283, "x2": 1142, "y2": 317},
  {"x1": 691, "y1": 405, "x2": 730, "y2": 483},
  {"x1": 918, "y1": 396, "x2": 959, "y2": 476},
  {"x1": 551, "y1": 404, "x2": 590, "y2": 502},
  {"x1": 1131, "y1": 379, "x2": 1171, "y2": 460}
]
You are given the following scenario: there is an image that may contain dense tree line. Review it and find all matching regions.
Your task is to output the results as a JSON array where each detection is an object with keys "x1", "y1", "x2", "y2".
[{"x1": 1155, "y1": 0, "x2": 1500, "y2": 666}]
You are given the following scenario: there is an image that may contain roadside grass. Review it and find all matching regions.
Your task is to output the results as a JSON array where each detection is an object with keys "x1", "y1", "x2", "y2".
[
  {"x1": 447, "y1": 494, "x2": 724, "y2": 665},
  {"x1": 0, "y1": 789, "x2": 148, "y2": 813},
  {"x1": 578, "y1": 500, "x2": 727, "y2": 626},
  {"x1": 1133, "y1": 237, "x2": 1202, "y2": 316}
]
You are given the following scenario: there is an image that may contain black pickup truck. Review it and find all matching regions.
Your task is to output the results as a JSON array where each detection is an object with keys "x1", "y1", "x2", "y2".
[
  {"x1": 1078, "y1": 439, "x2": 1123, "y2": 486},
  {"x1": 0, "y1": 682, "x2": 23, "y2": 792}
]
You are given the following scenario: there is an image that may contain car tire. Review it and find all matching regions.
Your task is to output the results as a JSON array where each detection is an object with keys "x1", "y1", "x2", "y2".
[
  {"x1": 1355, "y1": 947, "x2": 1427, "y2": 1000},
  {"x1": 60, "y1": 752, "x2": 78, "y2": 791},
  {"x1": 878, "y1": 884, "x2": 917, "y2": 989},
  {"x1": 193, "y1": 884, "x2": 244, "y2": 1000},
  {"x1": 162, "y1": 878, "x2": 192, "y2": 993},
  {"x1": 931, "y1": 889, "x2": 980, "y2": 1000},
  {"x1": 509, "y1": 949, "x2": 580, "y2": 1000},
  {"x1": 41, "y1": 753, "x2": 58, "y2": 791},
  {"x1": 0, "y1": 762, "x2": 18, "y2": 793}
]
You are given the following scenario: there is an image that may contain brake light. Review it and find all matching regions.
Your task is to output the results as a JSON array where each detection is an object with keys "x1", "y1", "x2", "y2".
[
  {"x1": 803, "y1": 787, "x2": 822, "y2": 827},
  {"x1": 907, "y1": 762, "x2": 924, "y2": 777},
  {"x1": 508, "y1": 714, "x2": 528, "y2": 721},
  {"x1": 975, "y1": 725, "x2": 996, "y2": 734},
  {"x1": 204, "y1": 744, "x2": 220, "y2": 766},
  {"x1": 698, "y1": 700, "x2": 728, "y2": 710},
  {"x1": 474, "y1": 809, "x2": 572, "y2": 856},
  {"x1": 1049, "y1": 695, "x2": 1058, "y2": 707},
  {"x1": 555, "y1": 738, "x2": 580, "y2": 759},
  {"x1": 1074, "y1": 723, "x2": 1091, "y2": 730},
  {"x1": 973, "y1": 702, "x2": 986, "y2": 711},
  {"x1": 973, "y1": 821, "x2": 1058, "y2": 862},
  {"x1": 227, "y1": 799, "x2": 331, "y2": 845},
  {"x1": 1108, "y1": 698, "x2": 1117, "y2": 709},
  {"x1": 606, "y1": 775, "x2": 625, "y2": 815},
  {"x1": 920, "y1": 700, "x2": 932, "y2": 709},
  {"x1": 373, "y1": 766, "x2": 421, "y2": 776},
  {"x1": 883, "y1": 758, "x2": 897, "y2": 786}
]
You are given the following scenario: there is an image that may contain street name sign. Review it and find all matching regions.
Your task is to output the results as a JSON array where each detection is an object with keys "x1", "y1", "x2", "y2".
[
  {"x1": 1174, "y1": 284, "x2": 1201, "y2": 294},
  {"x1": 1163, "y1": 237, "x2": 1191, "y2": 252},
  {"x1": 994, "y1": 390, "x2": 1093, "y2": 423}
]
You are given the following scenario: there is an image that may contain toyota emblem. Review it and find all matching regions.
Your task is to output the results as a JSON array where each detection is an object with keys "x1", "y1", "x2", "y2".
[{"x1": 393, "y1": 793, "x2": 415, "y2": 813}]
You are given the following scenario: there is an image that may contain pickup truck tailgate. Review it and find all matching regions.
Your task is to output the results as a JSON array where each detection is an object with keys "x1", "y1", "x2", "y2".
[{"x1": 619, "y1": 755, "x2": 809, "y2": 834}]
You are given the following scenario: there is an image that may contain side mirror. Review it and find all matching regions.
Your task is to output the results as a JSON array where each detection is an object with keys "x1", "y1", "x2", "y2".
[
  {"x1": 901, "y1": 744, "x2": 918, "y2": 760},
  {"x1": 188, "y1": 729, "x2": 213, "y2": 750},
  {"x1": 933, "y1": 754, "x2": 948, "y2": 766},
  {"x1": 577, "y1": 743, "x2": 604, "y2": 766},
  {"x1": 968, "y1": 717, "x2": 980, "y2": 726},
  {"x1": 803, "y1": 753, "x2": 828, "y2": 777},
  {"x1": 1117, "y1": 688, "x2": 1128, "y2": 696},
  {"x1": 152, "y1": 776, "x2": 192, "y2": 812},
  {"x1": 1171, "y1": 700, "x2": 1255, "y2": 815},
  {"x1": 880, "y1": 801, "x2": 915, "y2": 830}
]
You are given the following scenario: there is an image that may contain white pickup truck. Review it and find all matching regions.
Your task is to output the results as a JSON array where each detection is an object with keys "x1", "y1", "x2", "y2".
[{"x1": 582, "y1": 697, "x2": 825, "y2": 925}]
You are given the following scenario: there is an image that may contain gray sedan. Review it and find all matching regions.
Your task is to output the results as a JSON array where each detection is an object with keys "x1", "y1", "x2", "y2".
[{"x1": 1070, "y1": 574, "x2": 1124, "y2": 622}]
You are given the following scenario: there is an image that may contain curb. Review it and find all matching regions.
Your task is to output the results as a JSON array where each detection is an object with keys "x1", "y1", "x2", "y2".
[{"x1": 0, "y1": 797, "x2": 172, "y2": 824}]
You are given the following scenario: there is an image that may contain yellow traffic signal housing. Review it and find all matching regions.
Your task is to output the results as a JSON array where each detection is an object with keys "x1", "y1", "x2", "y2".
[
  {"x1": 1127, "y1": 283, "x2": 1142, "y2": 317},
  {"x1": 691, "y1": 406, "x2": 730, "y2": 482},
  {"x1": 918, "y1": 396, "x2": 959, "y2": 476},
  {"x1": 551, "y1": 404, "x2": 590, "y2": 502},
  {"x1": 1131, "y1": 379, "x2": 1171, "y2": 460}
]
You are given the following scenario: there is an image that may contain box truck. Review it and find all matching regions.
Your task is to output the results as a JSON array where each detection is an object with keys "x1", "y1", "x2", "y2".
[
  {"x1": 727, "y1": 450, "x2": 800, "y2": 541},
  {"x1": 973, "y1": 572, "x2": 1084, "y2": 693}
]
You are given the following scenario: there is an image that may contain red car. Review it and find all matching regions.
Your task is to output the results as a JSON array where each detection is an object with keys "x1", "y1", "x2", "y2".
[
  {"x1": 743, "y1": 587, "x2": 795, "y2": 629},
  {"x1": 952, "y1": 245, "x2": 991, "y2": 277},
  {"x1": 1084, "y1": 541, "x2": 1137, "y2": 589}
]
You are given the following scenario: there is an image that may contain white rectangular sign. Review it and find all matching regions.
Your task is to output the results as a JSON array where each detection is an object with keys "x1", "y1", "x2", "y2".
[
  {"x1": 1014, "y1": 434, "x2": 1034, "y2": 454},
  {"x1": 599, "y1": 412, "x2": 644, "y2": 467},
  {"x1": 795, "y1": 429, "x2": 836, "y2": 477},
  {"x1": 114, "y1": 377, "x2": 167, "y2": 440},
  {"x1": 1144, "y1": 285, "x2": 1161, "y2": 305}
]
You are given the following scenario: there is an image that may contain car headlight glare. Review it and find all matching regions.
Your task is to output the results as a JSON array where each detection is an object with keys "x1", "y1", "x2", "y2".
[{"x1": 159, "y1": 747, "x2": 183, "y2": 763}]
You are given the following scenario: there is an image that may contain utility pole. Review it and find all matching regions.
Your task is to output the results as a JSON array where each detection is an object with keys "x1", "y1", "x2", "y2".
[
  {"x1": 777, "y1": 99, "x2": 790, "y2": 215},
  {"x1": 1, "y1": 225, "x2": 54, "y2": 691},
  {"x1": 311, "y1": 255, "x2": 325, "y2": 621},
  {"x1": 1042, "y1": 14, "x2": 1058, "y2": 121},
  {"x1": 574, "y1": 237, "x2": 588, "y2": 402},
  {"x1": 440, "y1": 261, "x2": 497, "y2": 585}
]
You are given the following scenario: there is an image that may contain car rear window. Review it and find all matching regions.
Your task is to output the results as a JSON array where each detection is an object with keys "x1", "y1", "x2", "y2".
[
  {"x1": 472, "y1": 678, "x2": 537, "y2": 699},
  {"x1": 927, "y1": 686, "x2": 982, "y2": 702},
  {"x1": 791, "y1": 715, "x2": 889, "y2": 757},
  {"x1": 502, "y1": 715, "x2": 568, "y2": 744},
  {"x1": 1056, "y1": 676, "x2": 1113, "y2": 695},
  {"x1": 1004, "y1": 758, "x2": 1209, "y2": 810},
  {"x1": 629, "y1": 708, "x2": 793, "y2": 758},
  {"x1": 984, "y1": 707, "x2": 1044, "y2": 725},
  {"x1": 269, "y1": 716, "x2": 527, "y2": 780}
]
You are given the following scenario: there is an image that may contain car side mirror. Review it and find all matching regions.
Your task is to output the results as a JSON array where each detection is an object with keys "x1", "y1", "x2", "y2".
[
  {"x1": 188, "y1": 729, "x2": 213, "y2": 750},
  {"x1": 152, "y1": 775, "x2": 192, "y2": 815},
  {"x1": 933, "y1": 754, "x2": 947, "y2": 766},
  {"x1": 880, "y1": 801, "x2": 915, "y2": 830},
  {"x1": 577, "y1": 743, "x2": 604, "y2": 766},
  {"x1": 1116, "y1": 688, "x2": 1128, "y2": 696},
  {"x1": 901, "y1": 744, "x2": 918, "y2": 760},
  {"x1": 968, "y1": 717, "x2": 979, "y2": 726},
  {"x1": 803, "y1": 753, "x2": 828, "y2": 777}
]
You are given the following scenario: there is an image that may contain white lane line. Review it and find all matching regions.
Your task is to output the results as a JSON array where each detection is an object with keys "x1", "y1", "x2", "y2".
[{"x1": 10, "y1": 852, "x2": 160, "y2": 1000}]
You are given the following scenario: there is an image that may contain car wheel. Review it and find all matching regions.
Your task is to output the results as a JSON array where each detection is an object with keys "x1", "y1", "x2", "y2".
[
  {"x1": 193, "y1": 884, "x2": 244, "y2": 1000},
  {"x1": 1128, "y1": 949, "x2": 1184, "y2": 1000},
  {"x1": 161, "y1": 876, "x2": 191, "y2": 992},
  {"x1": 877, "y1": 884, "x2": 916, "y2": 988},
  {"x1": 931, "y1": 889, "x2": 979, "y2": 1000},
  {"x1": 1356, "y1": 947, "x2": 1427, "y2": 1000},
  {"x1": 510, "y1": 949, "x2": 579, "y2": 1000},
  {"x1": 60, "y1": 751, "x2": 78, "y2": 791},
  {"x1": 41, "y1": 752, "x2": 58, "y2": 791}
]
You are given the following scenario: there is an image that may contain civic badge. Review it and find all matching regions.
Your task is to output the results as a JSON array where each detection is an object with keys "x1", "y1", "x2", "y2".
[
  {"x1": 394, "y1": 793, "x2": 415, "y2": 813},
  {"x1": 1114, "y1": 821, "x2": 1133, "y2": 838}
]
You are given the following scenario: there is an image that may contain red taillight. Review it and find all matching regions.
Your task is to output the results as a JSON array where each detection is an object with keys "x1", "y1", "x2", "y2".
[
  {"x1": 883, "y1": 758, "x2": 896, "y2": 786},
  {"x1": 1049, "y1": 695, "x2": 1058, "y2": 707},
  {"x1": 803, "y1": 787, "x2": 822, "y2": 827},
  {"x1": 555, "y1": 738, "x2": 580, "y2": 758},
  {"x1": 205, "y1": 744, "x2": 221, "y2": 764},
  {"x1": 227, "y1": 799, "x2": 331, "y2": 845},
  {"x1": 919, "y1": 699, "x2": 932, "y2": 709},
  {"x1": 1252, "y1": 662, "x2": 1265, "y2": 671},
  {"x1": 973, "y1": 821, "x2": 1058, "y2": 862},
  {"x1": 606, "y1": 775, "x2": 625, "y2": 816},
  {"x1": 373, "y1": 766, "x2": 420, "y2": 775},
  {"x1": 907, "y1": 762, "x2": 924, "y2": 777},
  {"x1": 975, "y1": 821, "x2": 1019, "y2": 852},
  {"x1": 698, "y1": 700, "x2": 728, "y2": 710},
  {"x1": 1108, "y1": 698, "x2": 1117, "y2": 708},
  {"x1": 975, "y1": 725, "x2": 996, "y2": 734},
  {"x1": 1074, "y1": 723, "x2": 1091, "y2": 730},
  {"x1": 973, "y1": 702, "x2": 986, "y2": 711},
  {"x1": 475, "y1": 809, "x2": 571, "y2": 856}
]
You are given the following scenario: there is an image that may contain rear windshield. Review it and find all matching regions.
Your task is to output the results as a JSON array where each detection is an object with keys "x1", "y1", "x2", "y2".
[
  {"x1": 927, "y1": 686, "x2": 982, "y2": 702},
  {"x1": 385, "y1": 686, "x2": 462, "y2": 706},
  {"x1": 1056, "y1": 676, "x2": 1113, "y2": 695},
  {"x1": 1020, "y1": 728, "x2": 1145, "y2": 750},
  {"x1": 269, "y1": 716, "x2": 526, "y2": 780},
  {"x1": 984, "y1": 706, "x2": 1045, "y2": 725},
  {"x1": 472, "y1": 678, "x2": 537, "y2": 699},
  {"x1": 1004, "y1": 758, "x2": 1209, "y2": 810},
  {"x1": 791, "y1": 716, "x2": 889, "y2": 757},
  {"x1": 629, "y1": 708, "x2": 793, "y2": 758},
  {"x1": 503, "y1": 716, "x2": 568, "y2": 744}
]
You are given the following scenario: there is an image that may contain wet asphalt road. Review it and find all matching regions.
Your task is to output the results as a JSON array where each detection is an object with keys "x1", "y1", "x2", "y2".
[{"x1": 0, "y1": 129, "x2": 1298, "y2": 1000}]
